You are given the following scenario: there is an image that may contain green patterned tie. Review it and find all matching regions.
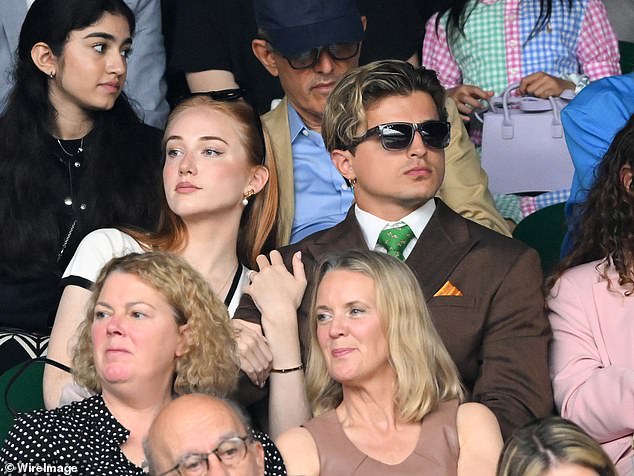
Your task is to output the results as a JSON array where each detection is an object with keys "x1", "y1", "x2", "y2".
[{"x1": 377, "y1": 224, "x2": 415, "y2": 261}]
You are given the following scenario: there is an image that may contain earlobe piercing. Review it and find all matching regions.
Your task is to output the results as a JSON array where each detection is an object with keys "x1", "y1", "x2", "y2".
[
  {"x1": 49, "y1": 71, "x2": 56, "y2": 79},
  {"x1": 242, "y1": 189, "x2": 255, "y2": 206}
]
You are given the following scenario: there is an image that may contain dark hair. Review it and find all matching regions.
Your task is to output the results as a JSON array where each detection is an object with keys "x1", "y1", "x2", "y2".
[
  {"x1": 436, "y1": 0, "x2": 574, "y2": 45},
  {"x1": 0, "y1": 0, "x2": 161, "y2": 280},
  {"x1": 322, "y1": 60, "x2": 447, "y2": 153},
  {"x1": 547, "y1": 115, "x2": 634, "y2": 294}
]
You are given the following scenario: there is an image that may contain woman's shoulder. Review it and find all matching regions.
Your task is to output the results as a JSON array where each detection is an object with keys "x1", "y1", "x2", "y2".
[
  {"x1": 18, "y1": 394, "x2": 106, "y2": 424},
  {"x1": 275, "y1": 426, "x2": 319, "y2": 476},
  {"x1": 276, "y1": 425, "x2": 316, "y2": 453},
  {"x1": 66, "y1": 228, "x2": 143, "y2": 266},
  {"x1": 558, "y1": 259, "x2": 608, "y2": 286},
  {"x1": 1, "y1": 395, "x2": 130, "y2": 468},
  {"x1": 3, "y1": 395, "x2": 108, "y2": 448},
  {"x1": 456, "y1": 401, "x2": 497, "y2": 425},
  {"x1": 456, "y1": 401, "x2": 502, "y2": 445},
  {"x1": 455, "y1": 402, "x2": 503, "y2": 474},
  {"x1": 79, "y1": 228, "x2": 141, "y2": 247},
  {"x1": 62, "y1": 228, "x2": 144, "y2": 284}
]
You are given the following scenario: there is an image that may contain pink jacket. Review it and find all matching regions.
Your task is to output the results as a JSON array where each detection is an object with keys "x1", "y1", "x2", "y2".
[{"x1": 549, "y1": 259, "x2": 634, "y2": 474}]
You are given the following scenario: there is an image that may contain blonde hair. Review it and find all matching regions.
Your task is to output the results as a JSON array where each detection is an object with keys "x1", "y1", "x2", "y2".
[
  {"x1": 72, "y1": 252, "x2": 239, "y2": 396},
  {"x1": 126, "y1": 94, "x2": 279, "y2": 268},
  {"x1": 497, "y1": 417, "x2": 617, "y2": 476},
  {"x1": 321, "y1": 59, "x2": 448, "y2": 153},
  {"x1": 306, "y1": 250, "x2": 463, "y2": 422}
]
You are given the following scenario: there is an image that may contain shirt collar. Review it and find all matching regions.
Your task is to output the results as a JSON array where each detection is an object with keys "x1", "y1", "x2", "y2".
[
  {"x1": 288, "y1": 102, "x2": 309, "y2": 143},
  {"x1": 354, "y1": 199, "x2": 436, "y2": 249}
]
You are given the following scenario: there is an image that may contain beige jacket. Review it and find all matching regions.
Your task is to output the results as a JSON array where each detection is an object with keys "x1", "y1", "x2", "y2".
[{"x1": 262, "y1": 96, "x2": 510, "y2": 245}]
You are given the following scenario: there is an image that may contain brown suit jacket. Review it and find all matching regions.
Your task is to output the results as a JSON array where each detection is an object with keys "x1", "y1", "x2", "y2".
[{"x1": 237, "y1": 199, "x2": 553, "y2": 439}]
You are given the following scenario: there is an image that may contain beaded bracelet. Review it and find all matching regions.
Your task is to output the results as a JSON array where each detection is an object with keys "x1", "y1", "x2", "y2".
[{"x1": 270, "y1": 364, "x2": 303, "y2": 374}]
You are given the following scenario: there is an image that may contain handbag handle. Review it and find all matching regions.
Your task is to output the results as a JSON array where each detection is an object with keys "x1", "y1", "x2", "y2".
[{"x1": 501, "y1": 82, "x2": 564, "y2": 140}]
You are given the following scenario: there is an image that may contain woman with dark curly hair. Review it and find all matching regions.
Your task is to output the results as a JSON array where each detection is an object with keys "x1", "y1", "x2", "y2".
[
  {"x1": 0, "y1": 0, "x2": 163, "y2": 333},
  {"x1": 0, "y1": 252, "x2": 285, "y2": 475},
  {"x1": 547, "y1": 115, "x2": 634, "y2": 473}
]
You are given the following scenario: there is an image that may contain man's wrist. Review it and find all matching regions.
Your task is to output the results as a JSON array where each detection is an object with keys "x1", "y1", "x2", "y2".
[{"x1": 561, "y1": 73, "x2": 589, "y2": 94}]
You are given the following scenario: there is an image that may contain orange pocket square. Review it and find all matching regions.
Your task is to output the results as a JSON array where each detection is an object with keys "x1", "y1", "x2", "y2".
[{"x1": 434, "y1": 281, "x2": 463, "y2": 297}]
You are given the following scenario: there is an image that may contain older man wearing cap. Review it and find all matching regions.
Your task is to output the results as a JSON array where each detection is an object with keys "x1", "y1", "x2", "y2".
[{"x1": 250, "y1": 0, "x2": 509, "y2": 245}]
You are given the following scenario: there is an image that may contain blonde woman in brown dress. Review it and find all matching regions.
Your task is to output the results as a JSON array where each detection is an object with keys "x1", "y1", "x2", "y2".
[{"x1": 276, "y1": 250, "x2": 502, "y2": 476}]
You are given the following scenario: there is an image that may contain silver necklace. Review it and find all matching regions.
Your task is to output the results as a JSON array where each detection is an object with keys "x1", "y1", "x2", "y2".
[
  {"x1": 57, "y1": 137, "x2": 84, "y2": 157},
  {"x1": 216, "y1": 262, "x2": 239, "y2": 301},
  {"x1": 57, "y1": 219, "x2": 77, "y2": 262}
]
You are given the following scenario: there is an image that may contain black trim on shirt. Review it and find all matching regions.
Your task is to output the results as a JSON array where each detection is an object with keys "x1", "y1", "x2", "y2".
[
  {"x1": 224, "y1": 265, "x2": 244, "y2": 307},
  {"x1": 61, "y1": 275, "x2": 94, "y2": 291}
]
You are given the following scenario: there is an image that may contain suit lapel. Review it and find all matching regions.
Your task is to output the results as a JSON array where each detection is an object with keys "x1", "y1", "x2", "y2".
[
  {"x1": 406, "y1": 200, "x2": 477, "y2": 301},
  {"x1": 262, "y1": 96, "x2": 295, "y2": 245},
  {"x1": 303, "y1": 201, "x2": 479, "y2": 301},
  {"x1": 306, "y1": 207, "x2": 367, "y2": 259}
]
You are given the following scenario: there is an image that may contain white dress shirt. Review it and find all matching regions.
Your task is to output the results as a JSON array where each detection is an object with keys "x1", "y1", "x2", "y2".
[{"x1": 355, "y1": 199, "x2": 436, "y2": 259}]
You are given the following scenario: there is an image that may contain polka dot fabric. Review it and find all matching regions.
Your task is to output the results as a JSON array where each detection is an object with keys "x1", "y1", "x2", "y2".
[
  {"x1": 0, "y1": 395, "x2": 144, "y2": 474},
  {"x1": 252, "y1": 428, "x2": 287, "y2": 476},
  {"x1": 0, "y1": 395, "x2": 287, "y2": 475}
]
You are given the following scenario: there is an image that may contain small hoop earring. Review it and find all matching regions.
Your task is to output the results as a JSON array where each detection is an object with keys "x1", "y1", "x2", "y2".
[
  {"x1": 242, "y1": 189, "x2": 255, "y2": 206},
  {"x1": 49, "y1": 71, "x2": 56, "y2": 79}
]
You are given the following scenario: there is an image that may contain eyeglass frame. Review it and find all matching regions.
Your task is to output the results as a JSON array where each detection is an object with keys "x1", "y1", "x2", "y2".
[
  {"x1": 265, "y1": 41, "x2": 361, "y2": 70},
  {"x1": 157, "y1": 434, "x2": 254, "y2": 476},
  {"x1": 348, "y1": 120, "x2": 452, "y2": 151},
  {"x1": 177, "y1": 88, "x2": 267, "y2": 165}
]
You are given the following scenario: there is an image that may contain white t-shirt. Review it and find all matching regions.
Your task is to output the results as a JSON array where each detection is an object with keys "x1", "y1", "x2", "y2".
[{"x1": 62, "y1": 228, "x2": 248, "y2": 316}]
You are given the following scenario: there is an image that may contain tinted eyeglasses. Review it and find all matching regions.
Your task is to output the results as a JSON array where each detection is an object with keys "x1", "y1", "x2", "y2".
[
  {"x1": 183, "y1": 88, "x2": 266, "y2": 165},
  {"x1": 351, "y1": 121, "x2": 451, "y2": 151},
  {"x1": 284, "y1": 42, "x2": 360, "y2": 69},
  {"x1": 158, "y1": 435, "x2": 253, "y2": 476}
]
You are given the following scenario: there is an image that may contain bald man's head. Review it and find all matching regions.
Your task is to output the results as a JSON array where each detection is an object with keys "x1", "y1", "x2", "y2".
[{"x1": 145, "y1": 394, "x2": 264, "y2": 476}]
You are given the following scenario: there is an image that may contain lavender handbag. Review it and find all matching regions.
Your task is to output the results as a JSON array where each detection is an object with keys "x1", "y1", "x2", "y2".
[{"x1": 480, "y1": 82, "x2": 574, "y2": 194}]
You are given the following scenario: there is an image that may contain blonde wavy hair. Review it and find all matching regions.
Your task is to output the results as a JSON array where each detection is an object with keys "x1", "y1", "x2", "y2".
[
  {"x1": 497, "y1": 417, "x2": 617, "y2": 476},
  {"x1": 306, "y1": 250, "x2": 463, "y2": 422},
  {"x1": 321, "y1": 59, "x2": 448, "y2": 154},
  {"x1": 72, "y1": 252, "x2": 239, "y2": 396}
]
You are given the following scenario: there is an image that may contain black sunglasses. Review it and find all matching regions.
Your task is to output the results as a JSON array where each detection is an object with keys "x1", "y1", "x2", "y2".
[
  {"x1": 180, "y1": 88, "x2": 266, "y2": 165},
  {"x1": 351, "y1": 121, "x2": 451, "y2": 151},
  {"x1": 284, "y1": 42, "x2": 360, "y2": 69}
]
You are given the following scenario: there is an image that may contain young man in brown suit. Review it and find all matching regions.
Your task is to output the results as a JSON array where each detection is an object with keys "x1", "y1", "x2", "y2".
[{"x1": 236, "y1": 60, "x2": 553, "y2": 441}]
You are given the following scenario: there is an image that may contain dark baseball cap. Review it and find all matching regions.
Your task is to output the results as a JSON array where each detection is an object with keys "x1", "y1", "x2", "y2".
[{"x1": 254, "y1": 0, "x2": 364, "y2": 58}]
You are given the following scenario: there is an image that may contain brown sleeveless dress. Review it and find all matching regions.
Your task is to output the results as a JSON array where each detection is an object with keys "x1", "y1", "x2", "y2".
[{"x1": 302, "y1": 399, "x2": 460, "y2": 476}]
